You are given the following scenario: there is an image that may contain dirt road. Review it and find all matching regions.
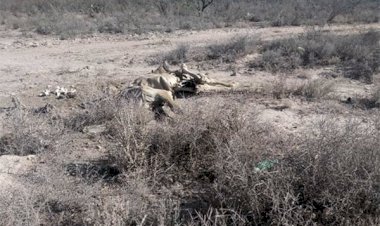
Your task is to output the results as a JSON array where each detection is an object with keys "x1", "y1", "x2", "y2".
[{"x1": 0, "y1": 23, "x2": 378, "y2": 98}]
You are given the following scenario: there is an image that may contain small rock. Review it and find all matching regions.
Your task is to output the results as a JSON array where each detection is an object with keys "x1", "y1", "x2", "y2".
[
  {"x1": 107, "y1": 84, "x2": 119, "y2": 95},
  {"x1": 83, "y1": 125, "x2": 107, "y2": 136},
  {"x1": 0, "y1": 96, "x2": 14, "y2": 110},
  {"x1": 33, "y1": 103, "x2": 54, "y2": 114},
  {"x1": 29, "y1": 42, "x2": 39, "y2": 48},
  {"x1": 66, "y1": 91, "x2": 77, "y2": 99},
  {"x1": 42, "y1": 41, "x2": 52, "y2": 47},
  {"x1": 0, "y1": 154, "x2": 37, "y2": 175}
]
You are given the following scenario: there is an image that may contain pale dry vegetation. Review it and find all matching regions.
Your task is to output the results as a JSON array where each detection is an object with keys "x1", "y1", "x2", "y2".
[
  {"x1": 251, "y1": 30, "x2": 380, "y2": 83},
  {"x1": 206, "y1": 36, "x2": 256, "y2": 63},
  {"x1": 269, "y1": 78, "x2": 335, "y2": 100},
  {"x1": 0, "y1": 107, "x2": 62, "y2": 155},
  {"x1": 1, "y1": 92, "x2": 379, "y2": 225},
  {"x1": 149, "y1": 36, "x2": 256, "y2": 66},
  {"x1": 352, "y1": 87, "x2": 380, "y2": 109},
  {"x1": 0, "y1": 1, "x2": 379, "y2": 225},
  {"x1": 0, "y1": 0, "x2": 378, "y2": 37},
  {"x1": 149, "y1": 44, "x2": 190, "y2": 66}
]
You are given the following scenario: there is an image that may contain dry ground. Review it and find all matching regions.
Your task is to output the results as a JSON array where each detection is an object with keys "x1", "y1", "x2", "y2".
[
  {"x1": 0, "y1": 23, "x2": 378, "y2": 133},
  {"x1": 0, "y1": 22, "x2": 379, "y2": 225}
]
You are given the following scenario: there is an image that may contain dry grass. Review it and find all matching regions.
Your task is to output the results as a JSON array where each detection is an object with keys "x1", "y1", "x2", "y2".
[
  {"x1": 1, "y1": 93, "x2": 379, "y2": 225},
  {"x1": 252, "y1": 30, "x2": 379, "y2": 83},
  {"x1": 0, "y1": 0, "x2": 378, "y2": 37},
  {"x1": 149, "y1": 44, "x2": 190, "y2": 65},
  {"x1": 298, "y1": 79, "x2": 335, "y2": 100},
  {"x1": 103, "y1": 98, "x2": 380, "y2": 225},
  {"x1": 0, "y1": 1, "x2": 379, "y2": 225},
  {"x1": 270, "y1": 78, "x2": 335, "y2": 100},
  {"x1": 206, "y1": 36, "x2": 256, "y2": 63},
  {"x1": 352, "y1": 87, "x2": 380, "y2": 109},
  {"x1": 0, "y1": 107, "x2": 62, "y2": 155},
  {"x1": 149, "y1": 37, "x2": 256, "y2": 66},
  {"x1": 64, "y1": 91, "x2": 119, "y2": 132}
]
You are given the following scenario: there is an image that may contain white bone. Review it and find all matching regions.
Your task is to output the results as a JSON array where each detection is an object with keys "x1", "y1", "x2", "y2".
[{"x1": 38, "y1": 89, "x2": 50, "y2": 97}]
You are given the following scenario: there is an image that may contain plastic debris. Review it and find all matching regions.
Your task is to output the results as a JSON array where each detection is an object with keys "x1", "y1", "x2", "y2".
[{"x1": 254, "y1": 159, "x2": 279, "y2": 172}]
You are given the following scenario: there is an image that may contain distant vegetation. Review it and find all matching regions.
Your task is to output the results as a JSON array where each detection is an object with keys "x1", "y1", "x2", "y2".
[
  {"x1": 0, "y1": 0, "x2": 378, "y2": 37},
  {"x1": 251, "y1": 30, "x2": 380, "y2": 83},
  {"x1": 206, "y1": 36, "x2": 256, "y2": 63}
]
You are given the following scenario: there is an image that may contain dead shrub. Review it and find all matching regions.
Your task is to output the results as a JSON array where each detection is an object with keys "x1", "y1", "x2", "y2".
[
  {"x1": 149, "y1": 44, "x2": 190, "y2": 65},
  {"x1": 269, "y1": 78, "x2": 334, "y2": 100},
  {"x1": 34, "y1": 13, "x2": 95, "y2": 38},
  {"x1": 283, "y1": 117, "x2": 380, "y2": 225},
  {"x1": 96, "y1": 16, "x2": 124, "y2": 34},
  {"x1": 297, "y1": 79, "x2": 335, "y2": 100},
  {"x1": 342, "y1": 60, "x2": 375, "y2": 84},
  {"x1": 106, "y1": 104, "x2": 153, "y2": 171},
  {"x1": 1, "y1": 0, "x2": 379, "y2": 37},
  {"x1": 352, "y1": 87, "x2": 380, "y2": 109},
  {"x1": 252, "y1": 30, "x2": 379, "y2": 83},
  {"x1": 270, "y1": 79, "x2": 289, "y2": 99},
  {"x1": 64, "y1": 94, "x2": 119, "y2": 132},
  {"x1": 106, "y1": 99, "x2": 242, "y2": 178},
  {"x1": 65, "y1": 160, "x2": 121, "y2": 183},
  {"x1": 163, "y1": 44, "x2": 190, "y2": 65},
  {"x1": 118, "y1": 99, "x2": 378, "y2": 225},
  {"x1": 85, "y1": 186, "x2": 179, "y2": 226},
  {"x1": 0, "y1": 137, "x2": 177, "y2": 226},
  {"x1": 1, "y1": 95, "x2": 379, "y2": 225},
  {"x1": 207, "y1": 36, "x2": 256, "y2": 63},
  {"x1": 211, "y1": 116, "x2": 380, "y2": 225},
  {"x1": 0, "y1": 108, "x2": 62, "y2": 156},
  {"x1": 148, "y1": 101, "x2": 245, "y2": 183},
  {"x1": 254, "y1": 48, "x2": 302, "y2": 72}
]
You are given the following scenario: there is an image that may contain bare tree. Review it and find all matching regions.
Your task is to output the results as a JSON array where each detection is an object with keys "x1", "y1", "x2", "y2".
[
  {"x1": 326, "y1": 0, "x2": 364, "y2": 23},
  {"x1": 155, "y1": 0, "x2": 171, "y2": 16},
  {"x1": 196, "y1": 0, "x2": 215, "y2": 12}
]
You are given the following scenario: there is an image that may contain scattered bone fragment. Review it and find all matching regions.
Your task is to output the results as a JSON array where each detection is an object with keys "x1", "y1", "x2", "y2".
[
  {"x1": 38, "y1": 85, "x2": 77, "y2": 99},
  {"x1": 38, "y1": 89, "x2": 51, "y2": 97}
]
